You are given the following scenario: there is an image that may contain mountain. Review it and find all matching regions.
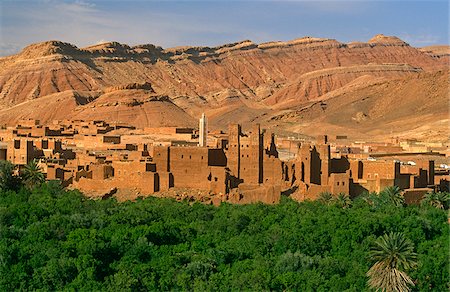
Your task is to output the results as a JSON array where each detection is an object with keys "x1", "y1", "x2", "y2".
[{"x1": 0, "y1": 34, "x2": 447, "y2": 140}]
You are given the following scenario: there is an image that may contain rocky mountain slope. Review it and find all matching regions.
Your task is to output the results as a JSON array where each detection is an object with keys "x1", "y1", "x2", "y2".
[
  {"x1": 0, "y1": 34, "x2": 447, "y2": 140},
  {"x1": 268, "y1": 70, "x2": 449, "y2": 140}
]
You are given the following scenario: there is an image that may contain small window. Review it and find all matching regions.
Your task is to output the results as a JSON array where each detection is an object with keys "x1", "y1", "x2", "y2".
[
  {"x1": 247, "y1": 155, "x2": 249, "y2": 158},
  {"x1": 337, "y1": 182, "x2": 340, "y2": 186},
  {"x1": 189, "y1": 155, "x2": 191, "y2": 159},
  {"x1": 201, "y1": 156, "x2": 203, "y2": 160},
  {"x1": 342, "y1": 182, "x2": 345, "y2": 186},
  {"x1": 181, "y1": 155, "x2": 184, "y2": 158}
]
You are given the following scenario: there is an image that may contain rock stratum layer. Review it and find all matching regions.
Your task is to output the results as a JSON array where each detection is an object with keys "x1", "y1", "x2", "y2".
[{"x1": 0, "y1": 35, "x2": 448, "y2": 140}]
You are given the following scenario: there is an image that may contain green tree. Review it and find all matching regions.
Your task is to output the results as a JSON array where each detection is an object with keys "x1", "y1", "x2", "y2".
[
  {"x1": 367, "y1": 232, "x2": 417, "y2": 292},
  {"x1": 355, "y1": 191, "x2": 377, "y2": 207},
  {"x1": 318, "y1": 192, "x2": 333, "y2": 205},
  {"x1": 0, "y1": 160, "x2": 21, "y2": 191},
  {"x1": 334, "y1": 193, "x2": 352, "y2": 209},
  {"x1": 421, "y1": 192, "x2": 449, "y2": 210},
  {"x1": 21, "y1": 159, "x2": 45, "y2": 190},
  {"x1": 380, "y1": 186, "x2": 404, "y2": 207}
]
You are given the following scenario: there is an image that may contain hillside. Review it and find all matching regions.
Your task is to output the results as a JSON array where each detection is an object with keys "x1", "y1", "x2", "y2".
[
  {"x1": 267, "y1": 70, "x2": 449, "y2": 141},
  {"x1": 0, "y1": 87, "x2": 196, "y2": 128},
  {"x1": 0, "y1": 34, "x2": 447, "y2": 139},
  {"x1": 419, "y1": 45, "x2": 450, "y2": 65}
]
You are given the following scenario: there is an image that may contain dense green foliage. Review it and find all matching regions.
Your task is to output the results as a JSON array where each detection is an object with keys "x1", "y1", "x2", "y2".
[
  {"x1": 0, "y1": 183, "x2": 448, "y2": 291},
  {"x1": 0, "y1": 160, "x2": 22, "y2": 192}
]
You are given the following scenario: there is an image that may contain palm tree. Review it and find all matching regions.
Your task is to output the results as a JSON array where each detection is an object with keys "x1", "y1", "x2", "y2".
[
  {"x1": 359, "y1": 191, "x2": 379, "y2": 207},
  {"x1": 367, "y1": 232, "x2": 417, "y2": 292},
  {"x1": 0, "y1": 160, "x2": 21, "y2": 191},
  {"x1": 421, "y1": 192, "x2": 450, "y2": 210},
  {"x1": 381, "y1": 186, "x2": 404, "y2": 207},
  {"x1": 334, "y1": 193, "x2": 352, "y2": 209},
  {"x1": 318, "y1": 192, "x2": 333, "y2": 205},
  {"x1": 21, "y1": 159, "x2": 45, "y2": 190}
]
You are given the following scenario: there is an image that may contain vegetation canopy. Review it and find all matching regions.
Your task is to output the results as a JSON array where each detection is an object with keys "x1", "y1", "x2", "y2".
[{"x1": 0, "y1": 183, "x2": 448, "y2": 291}]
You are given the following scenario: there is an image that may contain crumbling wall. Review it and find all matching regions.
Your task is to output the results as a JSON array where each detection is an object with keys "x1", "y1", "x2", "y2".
[{"x1": 229, "y1": 183, "x2": 281, "y2": 204}]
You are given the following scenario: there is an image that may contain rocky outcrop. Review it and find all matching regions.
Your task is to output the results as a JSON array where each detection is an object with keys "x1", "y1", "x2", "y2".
[
  {"x1": 420, "y1": 45, "x2": 450, "y2": 58},
  {"x1": 419, "y1": 45, "x2": 450, "y2": 66},
  {"x1": 367, "y1": 34, "x2": 409, "y2": 46},
  {"x1": 15, "y1": 41, "x2": 81, "y2": 59},
  {"x1": 104, "y1": 82, "x2": 154, "y2": 93}
]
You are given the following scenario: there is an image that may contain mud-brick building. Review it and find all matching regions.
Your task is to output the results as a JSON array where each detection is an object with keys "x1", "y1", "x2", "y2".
[
  {"x1": 225, "y1": 124, "x2": 282, "y2": 203},
  {"x1": 6, "y1": 139, "x2": 42, "y2": 165},
  {"x1": 73, "y1": 123, "x2": 284, "y2": 204},
  {"x1": 152, "y1": 146, "x2": 228, "y2": 194},
  {"x1": 294, "y1": 135, "x2": 350, "y2": 199},
  {"x1": 292, "y1": 135, "x2": 437, "y2": 200}
]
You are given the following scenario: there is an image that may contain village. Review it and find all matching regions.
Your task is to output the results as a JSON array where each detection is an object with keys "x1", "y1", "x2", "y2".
[{"x1": 0, "y1": 117, "x2": 448, "y2": 205}]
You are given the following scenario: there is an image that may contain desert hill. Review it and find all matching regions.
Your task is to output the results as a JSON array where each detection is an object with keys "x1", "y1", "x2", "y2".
[
  {"x1": 0, "y1": 34, "x2": 447, "y2": 140},
  {"x1": 0, "y1": 86, "x2": 196, "y2": 128},
  {"x1": 267, "y1": 70, "x2": 449, "y2": 141}
]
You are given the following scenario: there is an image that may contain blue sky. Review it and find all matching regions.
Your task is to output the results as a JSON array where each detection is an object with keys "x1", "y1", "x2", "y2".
[{"x1": 0, "y1": 0, "x2": 448, "y2": 56}]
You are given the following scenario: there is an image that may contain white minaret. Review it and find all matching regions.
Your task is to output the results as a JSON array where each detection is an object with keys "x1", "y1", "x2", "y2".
[{"x1": 199, "y1": 113, "x2": 207, "y2": 147}]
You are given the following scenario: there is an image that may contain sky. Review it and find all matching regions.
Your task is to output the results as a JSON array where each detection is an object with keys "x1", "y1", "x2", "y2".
[{"x1": 0, "y1": 0, "x2": 448, "y2": 56}]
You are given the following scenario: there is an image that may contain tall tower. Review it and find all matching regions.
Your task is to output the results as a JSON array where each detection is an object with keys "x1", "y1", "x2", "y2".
[
  {"x1": 227, "y1": 124, "x2": 241, "y2": 178},
  {"x1": 199, "y1": 113, "x2": 207, "y2": 147}
]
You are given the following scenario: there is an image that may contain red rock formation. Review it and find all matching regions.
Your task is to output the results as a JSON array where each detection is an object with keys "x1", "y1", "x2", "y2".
[{"x1": 0, "y1": 35, "x2": 447, "y2": 139}]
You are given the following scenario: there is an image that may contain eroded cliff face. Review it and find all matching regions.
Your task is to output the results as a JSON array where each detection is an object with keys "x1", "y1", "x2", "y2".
[{"x1": 0, "y1": 35, "x2": 447, "y2": 140}]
